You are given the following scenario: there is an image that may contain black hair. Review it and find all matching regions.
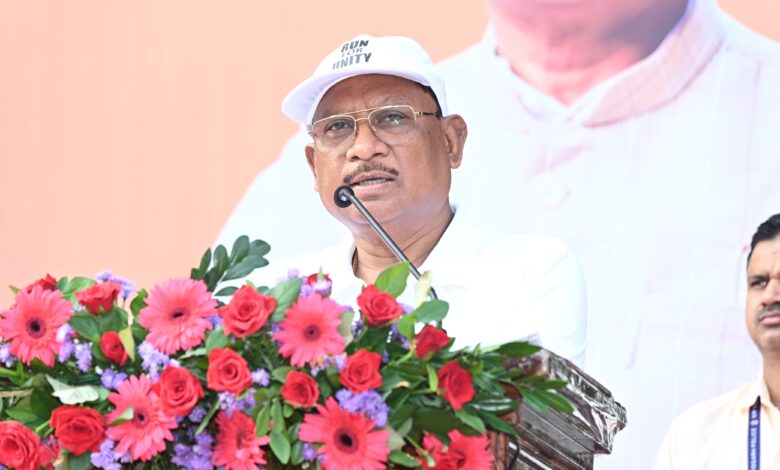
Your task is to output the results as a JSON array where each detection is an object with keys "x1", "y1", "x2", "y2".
[
  {"x1": 418, "y1": 84, "x2": 443, "y2": 116},
  {"x1": 748, "y1": 213, "x2": 780, "y2": 264}
]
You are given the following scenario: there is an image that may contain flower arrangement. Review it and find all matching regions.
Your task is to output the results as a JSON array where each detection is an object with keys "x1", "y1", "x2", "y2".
[{"x1": 0, "y1": 237, "x2": 571, "y2": 469}]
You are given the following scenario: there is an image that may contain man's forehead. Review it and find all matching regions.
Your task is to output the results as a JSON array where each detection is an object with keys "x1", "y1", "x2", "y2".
[
  {"x1": 313, "y1": 74, "x2": 428, "y2": 119},
  {"x1": 748, "y1": 236, "x2": 780, "y2": 273}
]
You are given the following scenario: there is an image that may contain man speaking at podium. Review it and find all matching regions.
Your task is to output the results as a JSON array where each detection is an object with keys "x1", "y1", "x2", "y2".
[{"x1": 252, "y1": 35, "x2": 587, "y2": 367}]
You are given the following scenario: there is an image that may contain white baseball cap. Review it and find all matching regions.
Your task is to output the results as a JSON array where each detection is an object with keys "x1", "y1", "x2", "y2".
[{"x1": 281, "y1": 34, "x2": 448, "y2": 125}]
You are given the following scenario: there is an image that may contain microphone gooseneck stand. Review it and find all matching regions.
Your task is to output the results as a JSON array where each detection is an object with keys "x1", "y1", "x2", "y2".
[{"x1": 334, "y1": 185, "x2": 438, "y2": 301}]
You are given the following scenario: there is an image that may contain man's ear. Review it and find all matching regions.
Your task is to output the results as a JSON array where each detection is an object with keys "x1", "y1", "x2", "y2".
[
  {"x1": 441, "y1": 114, "x2": 468, "y2": 169},
  {"x1": 305, "y1": 144, "x2": 320, "y2": 192}
]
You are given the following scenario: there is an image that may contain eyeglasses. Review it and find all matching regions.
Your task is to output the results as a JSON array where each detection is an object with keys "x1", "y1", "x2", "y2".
[{"x1": 308, "y1": 104, "x2": 441, "y2": 157}]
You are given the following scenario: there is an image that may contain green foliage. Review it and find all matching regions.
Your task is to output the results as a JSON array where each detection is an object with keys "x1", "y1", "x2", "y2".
[
  {"x1": 374, "y1": 262, "x2": 409, "y2": 297},
  {"x1": 190, "y1": 235, "x2": 271, "y2": 292}
]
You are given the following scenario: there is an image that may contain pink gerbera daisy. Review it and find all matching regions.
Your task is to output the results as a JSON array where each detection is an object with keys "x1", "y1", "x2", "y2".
[
  {"x1": 0, "y1": 286, "x2": 72, "y2": 367},
  {"x1": 211, "y1": 411, "x2": 270, "y2": 470},
  {"x1": 273, "y1": 295, "x2": 345, "y2": 367},
  {"x1": 138, "y1": 278, "x2": 216, "y2": 354},
  {"x1": 106, "y1": 374, "x2": 177, "y2": 461},
  {"x1": 299, "y1": 397, "x2": 389, "y2": 470},
  {"x1": 421, "y1": 430, "x2": 494, "y2": 470}
]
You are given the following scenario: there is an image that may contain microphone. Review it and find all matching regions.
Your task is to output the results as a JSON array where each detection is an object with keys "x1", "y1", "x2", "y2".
[{"x1": 334, "y1": 185, "x2": 438, "y2": 300}]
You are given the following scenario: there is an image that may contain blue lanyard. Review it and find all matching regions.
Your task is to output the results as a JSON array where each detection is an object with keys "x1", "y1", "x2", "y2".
[{"x1": 748, "y1": 396, "x2": 761, "y2": 470}]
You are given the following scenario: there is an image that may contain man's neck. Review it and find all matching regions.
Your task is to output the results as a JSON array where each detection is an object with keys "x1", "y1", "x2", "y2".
[
  {"x1": 488, "y1": 0, "x2": 689, "y2": 106},
  {"x1": 351, "y1": 205, "x2": 454, "y2": 284},
  {"x1": 764, "y1": 356, "x2": 780, "y2": 408}
]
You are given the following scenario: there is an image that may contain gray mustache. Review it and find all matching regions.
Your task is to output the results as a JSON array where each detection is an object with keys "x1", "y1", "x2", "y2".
[
  {"x1": 758, "y1": 302, "x2": 780, "y2": 320},
  {"x1": 343, "y1": 163, "x2": 399, "y2": 185}
]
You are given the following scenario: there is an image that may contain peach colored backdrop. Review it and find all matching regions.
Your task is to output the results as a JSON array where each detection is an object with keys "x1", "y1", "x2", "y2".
[{"x1": 1, "y1": 0, "x2": 778, "y2": 306}]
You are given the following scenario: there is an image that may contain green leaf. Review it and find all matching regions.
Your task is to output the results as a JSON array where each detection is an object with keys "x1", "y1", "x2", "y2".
[
  {"x1": 413, "y1": 408, "x2": 460, "y2": 435},
  {"x1": 497, "y1": 341, "x2": 542, "y2": 357},
  {"x1": 397, "y1": 313, "x2": 416, "y2": 340},
  {"x1": 5, "y1": 403, "x2": 37, "y2": 423},
  {"x1": 204, "y1": 328, "x2": 229, "y2": 352},
  {"x1": 269, "y1": 278, "x2": 303, "y2": 322},
  {"x1": 69, "y1": 315, "x2": 101, "y2": 341},
  {"x1": 8, "y1": 285, "x2": 20, "y2": 295},
  {"x1": 214, "y1": 245, "x2": 229, "y2": 273},
  {"x1": 222, "y1": 255, "x2": 269, "y2": 282},
  {"x1": 389, "y1": 450, "x2": 420, "y2": 467},
  {"x1": 195, "y1": 397, "x2": 221, "y2": 435},
  {"x1": 180, "y1": 347, "x2": 207, "y2": 359},
  {"x1": 374, "y1": 262, "x2": 409, "y2": 298},
  {"x1": 455, "y1": 409, "x2": 486, "y2": 433},
  {"x1": 271, "y1": 401, "x2": 286, "y2": 433},
  {"x1": 215, "y1": 286, "x2": 238, "y2": 297},
  {"x1": 109, "y1": 406, "x2": 134, "y2": 426},
  {"x1": 250, "y1": 239, "x2": 271, "y2": 256},
  {"x1": 270, "y1": 430, "x2": 291, "y2": 464},
  {"x1": 414, "y1": 300, "x2": 449, "y2": 324},
  {"x1": 46, "y1": 376, "x2": 104, "y2": 405},
  {"x1": 68, "y1": 451, "x2": 93, "y2": 470},
  {"x1": 229, "y1": 235, "x2": 250, "y2": 263},
  {"x1": 118, "y1": 327, "x2": 136, "y2": 361},
  {"x1": 97, "y1": 308, "x2": 126, "y2": 332},
  {"x1": 426, "y1": 364, "x2": 438, "y2": 391},
  {"x1": 477, "y1": 409, "x2": 518, "y2": 437},
  {"x1": 272, "y1": 366, "x2": 291, "y2": 382},
  {"x1": 191, "y1": 247, "x2": 212, "y2": 280},
  {"x1": 60, "y1": 277, "x2": 96, "y2": 299},
  {"x1": 255, "y1": 405, "x2": 271, "y2": 436},
  {"x1": 31, "y1": 387, "x2": 59, "y2": 418},
  {"x1": 129, "y1": 289, "x2": 148, "y2": 317}
]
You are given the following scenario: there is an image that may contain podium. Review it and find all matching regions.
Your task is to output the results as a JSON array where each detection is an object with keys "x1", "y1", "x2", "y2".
[{"x1": 489, "y1": 350, "x2": 627, "y2": 469}]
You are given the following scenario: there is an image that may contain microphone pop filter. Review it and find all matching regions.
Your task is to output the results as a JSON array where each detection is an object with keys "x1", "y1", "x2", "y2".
[{"x1": 334, "y1": 185, "x2": 354, "y2": 208}]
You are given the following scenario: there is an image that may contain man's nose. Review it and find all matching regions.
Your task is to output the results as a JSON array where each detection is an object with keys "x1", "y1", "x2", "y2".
[
  {"x1": 762, "y1": 278, "x2": 780, "y2": 305},
  {"x1": 346, "y1": 119, "x2": 388, "y2": 161}
]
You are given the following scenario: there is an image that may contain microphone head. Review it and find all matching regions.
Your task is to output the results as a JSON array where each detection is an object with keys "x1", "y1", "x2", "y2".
[{"x1": 334, "y1": 185, "x2": 354, "y2": 208}]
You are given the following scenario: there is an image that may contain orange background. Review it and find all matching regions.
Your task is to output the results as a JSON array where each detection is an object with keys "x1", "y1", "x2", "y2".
[{"x1": 1, "y1": 0, "x2": 777, "y2": 306}]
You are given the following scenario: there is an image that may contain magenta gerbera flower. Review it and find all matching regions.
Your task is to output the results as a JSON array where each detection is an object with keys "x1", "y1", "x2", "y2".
[
  {"x1": 299, "y1": 397, "x2": 389, "y2": 470},
  {"x1": 0, "y1": 286, "x2": 72, "y2": 367},
  {"x1": 106, "y1": 374, "x2": 177, "y2": 461},
  {"x1": 272, "y1": 294, "x2": 345, "y2": 367},
  {"x1": 138, "y1": 278, "x2": 216, "y2": 354}
]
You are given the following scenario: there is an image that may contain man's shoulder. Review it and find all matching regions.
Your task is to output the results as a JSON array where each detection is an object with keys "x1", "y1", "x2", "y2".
[
  {"x1": 718, "y1": 9, "x2": 780, "y2": 67},
  {"x1": 668, "y1": 381, "x2": 753, "y2": 432}
]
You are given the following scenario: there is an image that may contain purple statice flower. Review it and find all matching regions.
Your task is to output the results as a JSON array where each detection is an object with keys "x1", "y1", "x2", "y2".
[
  {"x1": 302, "y1": 442, "x2": 318, "y2": 461},
  {"x1": 300, "y1": 275, "x2": 333, "y2": 298},
  {"x1": 90, "y1": 439, "x2": 131, "y2": 470},
  {"x1": 0, "y1": 342, "x2": 15, "y2": 367},
  {"x1": 236, "y1": 392, "x2": 256, "y2": 414},
  {"x1": 208, "y1": 314, "x2": 222, "y2": 329},
  {"x1": 335, "y1": 389, "x2": 389, "y2": 427},
  {"x1": 218, "y1": 392, "x2": 238, "y2": 417},
  {"x1": 252, "y1": 368, "x2": 270, "y2": 387},
  {"x1": 74, "y1": 342, "x2": 92, "y2": 372},
  {"x1": 100, "y1": 368, "x2": 128, "y2": 390},
  {"x1": 95, "y1": 270, "x2": 137, "y2": 300},
  {"x1": 138, "y1": 340, "x2": 171, "y2": 382},
  {"x1": 285, "y1": 268, "x2": 301, "y2": 280},
  {"x1": 57, "y1": 324, "x2": 75, "y2": 362},
  {"x1": 188, "y1": 406, "x2": 207, "y2": 423},
  {"x1": 171, "y1": 429, "x2": 215, "y2": 470}
]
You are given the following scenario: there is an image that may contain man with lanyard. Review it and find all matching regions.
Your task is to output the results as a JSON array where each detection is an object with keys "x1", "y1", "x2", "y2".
[
  {"x1": 250, "y1": 34, "x2": 588, "y2": 368},
  {"x1": 654, "y1": 213, "x2": 780, "y2": 469}
]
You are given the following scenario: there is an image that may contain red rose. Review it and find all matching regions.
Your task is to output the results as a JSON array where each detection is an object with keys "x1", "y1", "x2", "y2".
[
  {"x1": 305, "y1": 273, "x2": 331, "y2": 285},
  {"x1": 437, "y1": 361, "x2": 475, "y2": 410},
  {"x1": 219, "y1": 285, "x2": 276, "y2": 338},
  {"x1": 339, "y1": 349, "x2": 383, "y2": 393},
  {"x1": 50, "y1": 405, "x2": 105, "y2": 456},
  {"x1": 415, "y1": 325, "x2": 451, "y2": 359},
  {"x1": 357, "y1": 285, "x2": 403, "y2": 327},
  {"x1": 156, "y1": 365, "x2": 204, "y2": 416},
  {"x1": 100, "y1": 331, "x2": 129, "y2": 366},
  {"x1": 75, "y1": 281, "x2": 121, "y2": 314},
  {"x1": 207, "y1": 348, "x2": 252, "y2": 396},
  {"x1": 24, "y1": 274, "x2": 57, "y2": 293},
  {"x1": 281, "y1": 370, "x2": 320, "y2": 407},
  {"x1": 0, "y1": 420, "x2": 40, "y2": 470}
]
